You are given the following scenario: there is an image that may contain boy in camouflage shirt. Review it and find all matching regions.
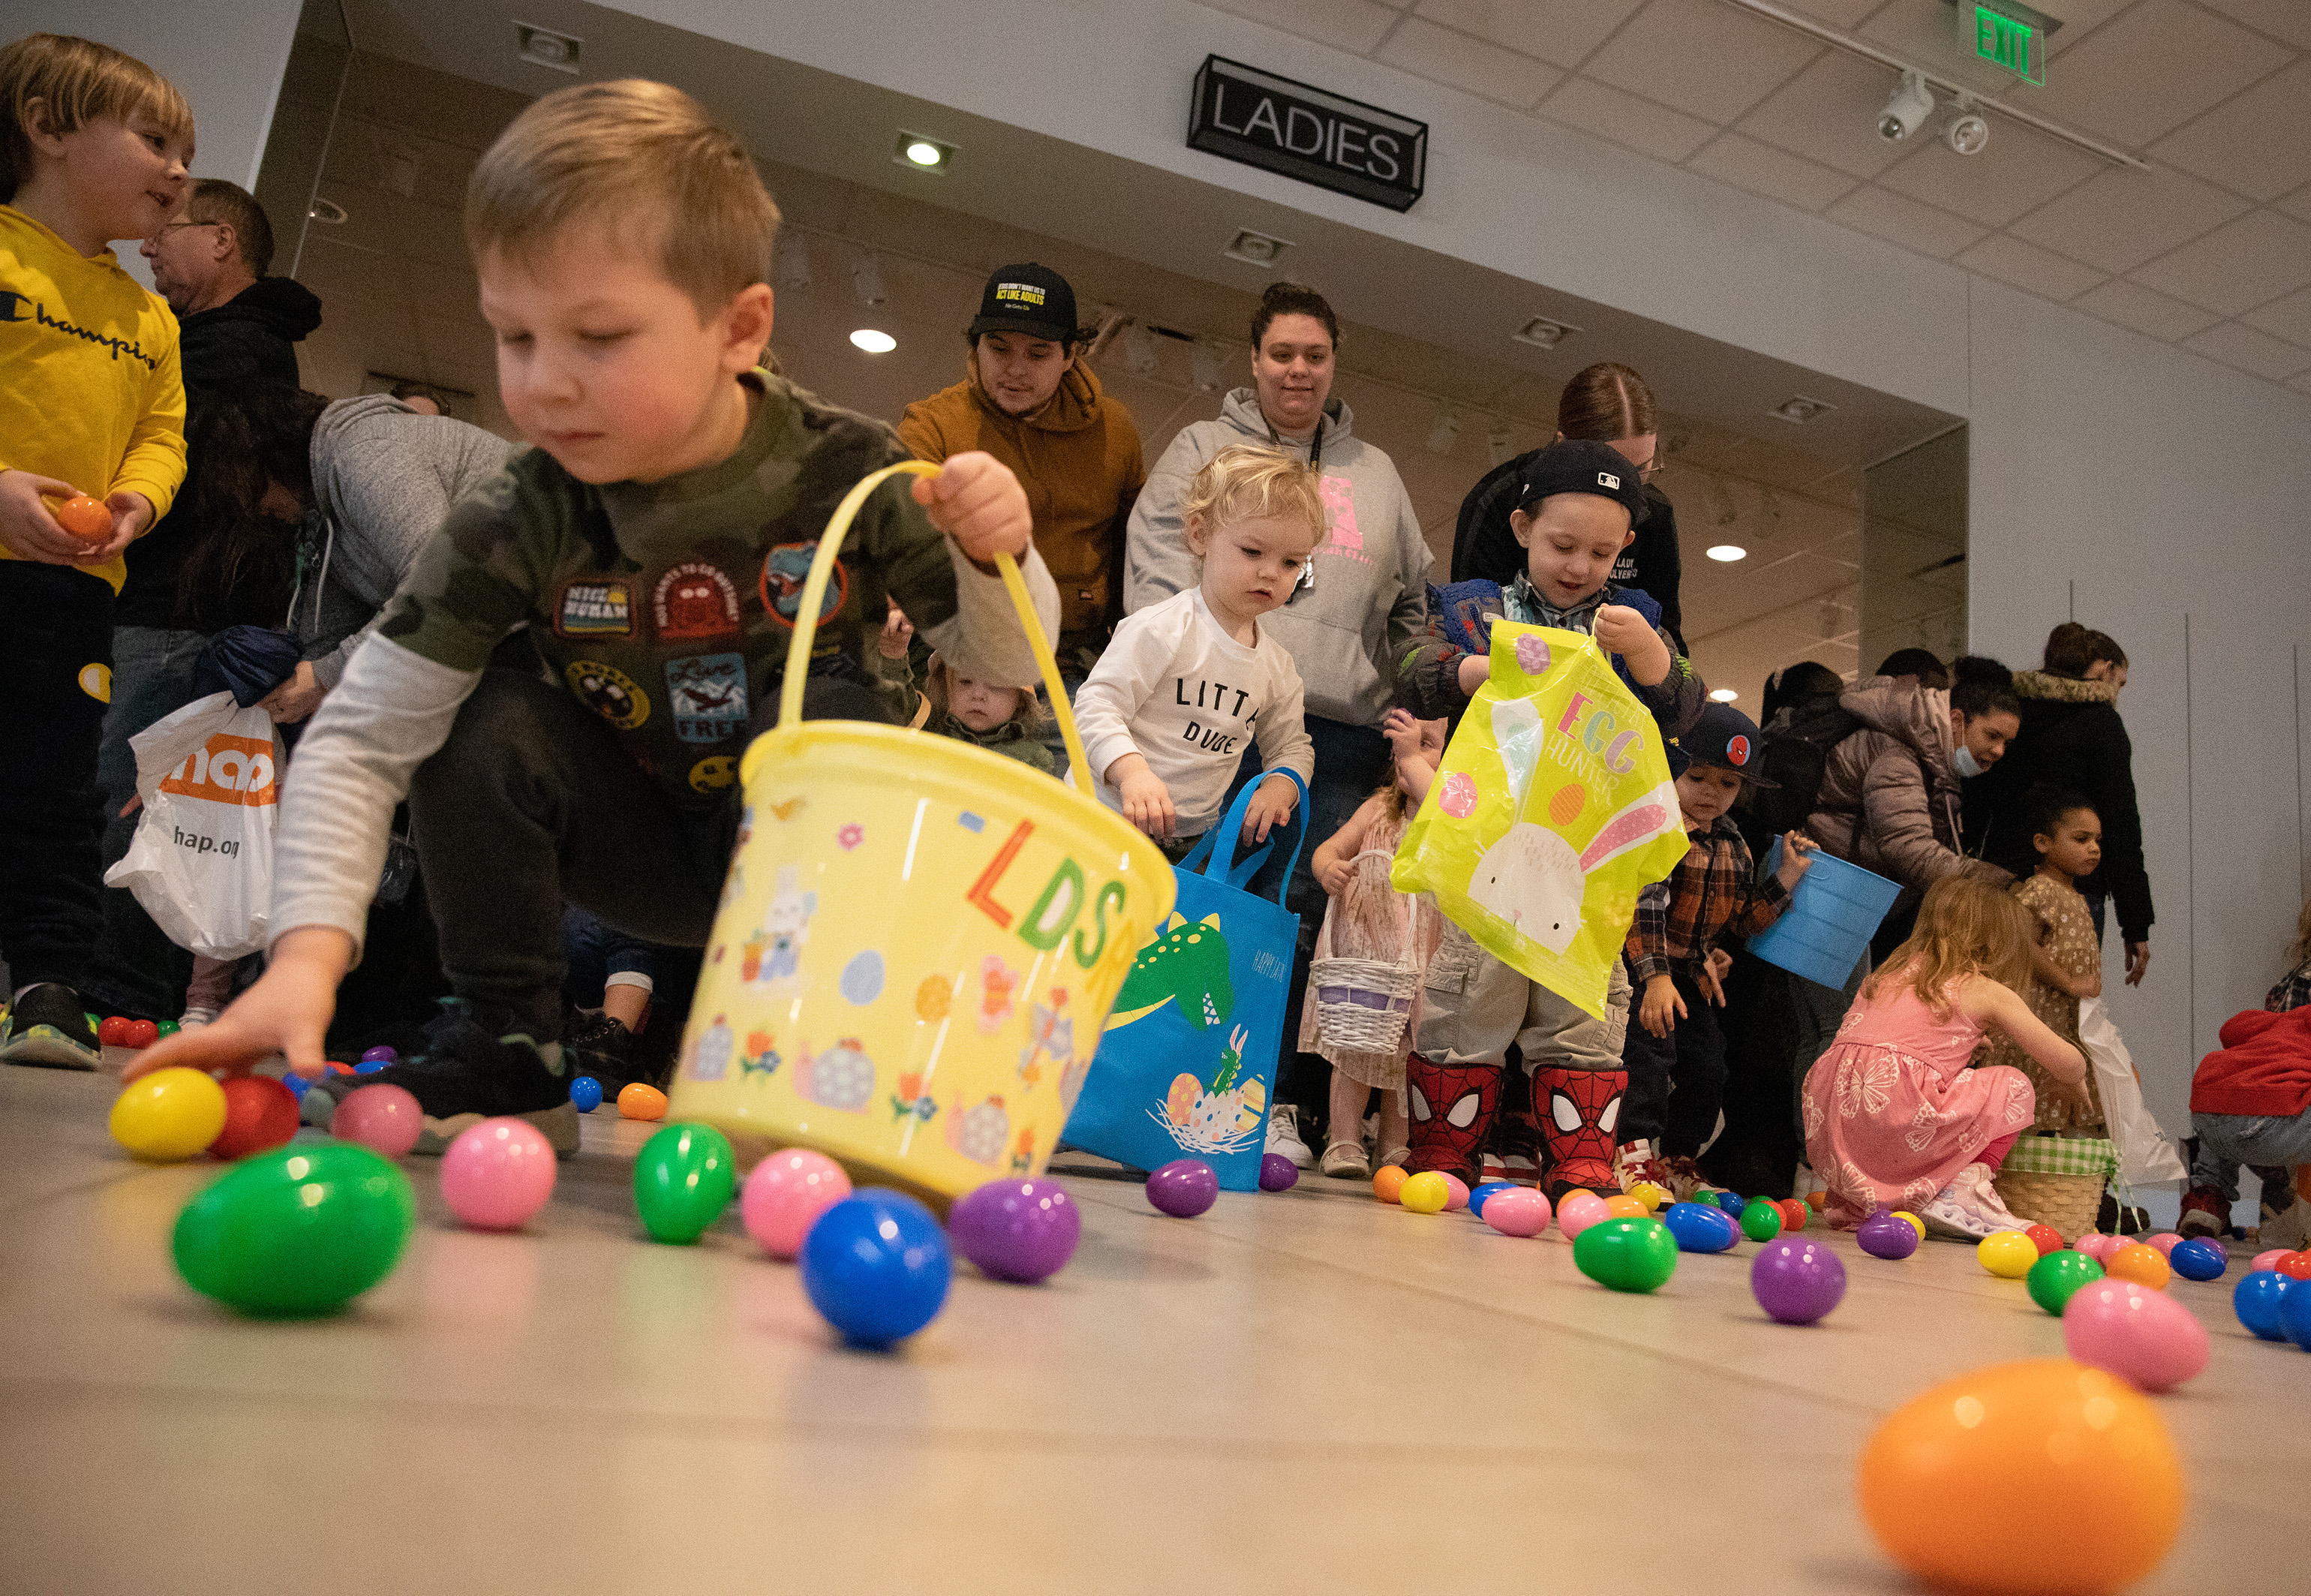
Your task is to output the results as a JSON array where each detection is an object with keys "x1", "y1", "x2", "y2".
[{"x1": 129, "y1": 81, "x2": 1057, "y2": 1152}]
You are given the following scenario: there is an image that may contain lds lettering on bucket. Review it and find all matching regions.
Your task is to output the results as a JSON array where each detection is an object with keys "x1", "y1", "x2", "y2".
[
  {"x1": 965, "y1": 817, "x2": 1133, "y2": 972},
  {"x1": 159, "y1": 733, "x2": 278, "y2": 807}
]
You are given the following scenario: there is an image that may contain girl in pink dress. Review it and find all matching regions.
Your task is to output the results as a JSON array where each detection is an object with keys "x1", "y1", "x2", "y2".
[{"x1": 1804, "y1": 876, "x2": 2093, "y2": 1238}]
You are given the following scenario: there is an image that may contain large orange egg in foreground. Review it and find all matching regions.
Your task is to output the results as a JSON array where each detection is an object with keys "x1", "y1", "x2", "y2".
[{"x1": 1859, "y1": 1359, "x2": 2181, "y2": 1594}]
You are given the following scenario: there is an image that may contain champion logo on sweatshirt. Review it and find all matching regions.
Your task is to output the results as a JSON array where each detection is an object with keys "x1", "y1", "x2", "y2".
[{"x1": 0, "y1": 287, "x2": 161, "y2": 368}]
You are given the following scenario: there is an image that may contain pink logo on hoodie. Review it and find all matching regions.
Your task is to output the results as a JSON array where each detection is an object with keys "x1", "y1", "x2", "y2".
[{"x1": 1318, "y1": 474, "x2": 1363, "y2": 552}]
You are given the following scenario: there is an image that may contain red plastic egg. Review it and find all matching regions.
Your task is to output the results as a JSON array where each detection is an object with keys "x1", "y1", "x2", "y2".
[
  {"x1": 122, "y1": 1018, "x2": 160, "y2": 1050},
  {"x1": 207, "y1": 1075, "x2": 299, "y2": 1159},
  {"x1": 97, "y1": 1016, "x2": 133, "y2": 1046},
  {"x1": 2024, "y1": 1224, "x2": 2065, "y2": 1257},
  {"x1": 2275, "y1": 1252, "x2": 2311, "y2": 1282}
]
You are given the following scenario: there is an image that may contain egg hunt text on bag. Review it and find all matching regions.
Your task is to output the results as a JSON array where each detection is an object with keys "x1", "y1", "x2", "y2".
[
  {"x1": 160, "y1": 733, "x2": 279, "y2": 807},
  {"x1": 1188, "y1": 56, "x2": 1427, "y2": 213}
]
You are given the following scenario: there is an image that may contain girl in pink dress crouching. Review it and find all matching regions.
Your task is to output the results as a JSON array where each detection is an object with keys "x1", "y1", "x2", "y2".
[{"x1": 1804, "y1": 876, "x2": 2093, "y2": 1239}]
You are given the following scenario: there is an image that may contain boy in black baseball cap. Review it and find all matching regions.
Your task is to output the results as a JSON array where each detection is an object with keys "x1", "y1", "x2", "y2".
[{"x1": 1617, "y1": 698, "x2": 1817, "y2": 1201}]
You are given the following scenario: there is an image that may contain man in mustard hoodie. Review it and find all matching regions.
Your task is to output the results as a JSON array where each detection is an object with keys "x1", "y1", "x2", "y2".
[{"x1": 0, "y1": 34, "x2": 191, "y2": 1067}]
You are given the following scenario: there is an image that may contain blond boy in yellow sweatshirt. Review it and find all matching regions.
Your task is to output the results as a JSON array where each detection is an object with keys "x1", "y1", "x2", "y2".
[{"x1": 0, "y1": 33, "x2": 191, "y2": 1066}]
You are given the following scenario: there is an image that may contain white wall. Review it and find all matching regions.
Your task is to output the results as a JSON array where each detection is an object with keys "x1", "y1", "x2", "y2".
[
  {"x1": 600, "y1": 0, "x2": 2310, "y2": 1137},
  {"x1": 9, "y1": 0, "x2": 305, "y2": 284}
]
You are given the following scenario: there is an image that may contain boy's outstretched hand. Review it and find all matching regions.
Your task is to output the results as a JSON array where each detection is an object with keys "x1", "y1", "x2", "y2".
[
  {"x1": 119, "y1": 927, "x2": 350, "y2": 1084},
  {"x1": 1774, "y1": 830, "x2": 1817, "y2": 891},
  {"x1": 1592, "y1": 605, "x2": 1672, "y2": 686},
  {"x1": 912, "y1": 452, "x2": 1031, "y2": 565}
]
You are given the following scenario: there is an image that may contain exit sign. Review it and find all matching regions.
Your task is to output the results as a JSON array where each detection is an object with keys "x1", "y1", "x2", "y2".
[{"x1": 1960, "y1": 2, "x2": 2047, "y2": 84}]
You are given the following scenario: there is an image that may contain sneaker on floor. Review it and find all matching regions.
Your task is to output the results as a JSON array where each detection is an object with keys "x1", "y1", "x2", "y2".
[
  {"x1": 0, "y1": 983, "x2": 100, "y2": 1070},
  {"x1": 1919, "y1": 1187, "x2": 2000, "y2": 1240},
  {"x1": 1319, "y1": 1141, "x2": 1371, "y2": 1180},
  {"x1": 1614, "y1": 1138, "x2": 1673, "y2": 1197},
  {"x1": 1958, "y1": 1163, "x2": 2030, "y2": 1231},
  {"x1": 177, "y1": 1006, "x2": 218, "y2": 1030},
  {"x1": 311, "y1": 999, "x2": 579, "y2": 1156},
  {"x1": 2176, "y1": 1185, "x2": 2230, "y2": 1240},
  {"x1": 1376, "y1": 1144, "x2": 1410, "y2": 1171},
  {"x1": 1660, "y1": 1155, "x2": 1715, "y2": 1204},
  {"x1": 563, "y1": 1010, "x2": 643, "y2": 1094},
  {"x1": 1264, "y1": 1104, "x2": 1313, "y2": 1170}
]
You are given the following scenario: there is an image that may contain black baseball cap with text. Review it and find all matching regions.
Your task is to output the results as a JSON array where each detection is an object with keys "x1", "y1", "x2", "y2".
[
  {"x1": 968, "y1": 263, "x2": 1080, "y2": 344},
  {"x1": 1515, "y1": 439, "x2": 1649, "y2": 527}
]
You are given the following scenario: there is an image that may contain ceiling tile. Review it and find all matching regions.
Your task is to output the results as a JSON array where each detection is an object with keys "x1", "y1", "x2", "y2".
[
  {"x1": 1537, "y1": 74, "x2": 1716, "y2": 162},
  {"x1": 1378, "y1": 17, "x2": 1564, "y2": 107},
  {"x1": 2181, "y1": 320, "x2": 2311, "y2": 380},
  {"x1": 1411, "y1": 0, "x2": 1647, "y2": 71},
  {"x1": 2129, "y1": 207, "x2": 2311, "y2": 316},
  {"x1": 2021, "y1": 0, "x2": 2291, "y2": 149},
  {"x1": 2192, "y1": 0, "x2": 2311, "y2": 51},
  {"x1": 2069, "y1": 277, "x2": 2223, "y2": 341},
  {"x1": 1779, "y1": 0, "x2": 1883, "y2": 28},
  {"x1": 1734, "y1": 49, "x2": 1915, "y2": 180},
  {"x1": 2279, "y1": 183, "x2": 2311, "y2": 224},
  {"x1": 1955, "y1": 233, "x2": 2107, "y2": 301},
  {"x1": 2006, "y1": 163, "x2": 2251, "y2": 272},
  {"x1": 2240, "y1": 283, "x2": 2311, "y2": 348},
  {"x1": 1874, "y1": 119, "x2": 2103, "y2": 227},
  {"x1": 2293, "y1": 371, "x2": 2311, "y2": 396},
  {"x1": 1196, "y1": 0, "x2": 1402, "y2": 54},
  {"x1": 2150, "y1": 61, "x2": 2311, "y2": 204},
  {"x1": 1582, "y1": 0, "x2": 1820, "y2": 125},
  {"x1": 1684, "y1": 131, "x2": 1856, "y2": 211},
  {"x1": 1826, "y1": 185, "x2": 1990, "y2": 257},
  {"x1": 2034, "y1": 0, "x2": 2141, "y2": 54}
]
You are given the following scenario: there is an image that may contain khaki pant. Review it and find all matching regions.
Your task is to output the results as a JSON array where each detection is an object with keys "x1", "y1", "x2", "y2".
[{"x1": 1413, "y1": 921, "x2": 1630, "y2": 1072}]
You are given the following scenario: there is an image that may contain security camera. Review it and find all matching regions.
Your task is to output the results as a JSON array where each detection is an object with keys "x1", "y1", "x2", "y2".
[
  {"x1": 1877, "y1": 70, "x2": 1937, "y2": 143},
  {"x1": 1943, "y1": 104, "x2": 1990, "y2": 157}
]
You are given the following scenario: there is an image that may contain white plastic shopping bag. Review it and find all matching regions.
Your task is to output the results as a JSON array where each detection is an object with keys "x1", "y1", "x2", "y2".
[
  {"x1": 103, "y1": 690, "x2": 282, "y2": 959},
  {"x1": 2078, "y1": 996, "x2": 2188, "y2": 1187}
]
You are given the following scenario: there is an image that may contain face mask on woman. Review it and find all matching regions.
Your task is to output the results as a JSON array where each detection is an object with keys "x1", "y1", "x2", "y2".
[{"x1": 1950, "y1": 742, "x2": 1985, "y2": 780}]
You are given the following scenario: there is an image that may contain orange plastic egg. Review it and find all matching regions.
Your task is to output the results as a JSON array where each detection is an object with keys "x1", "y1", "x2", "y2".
[
  {"x1": 53, "y1": 492, "x2": 110, "y2": 540},
  {"x1": 1859, "y1": 1359, "x2": 2181, "y2": 1595},
  {"x1": 1603, "y1": 1193, "x2": 1648, "y2": 1219},
  {"x1": 1372, "y1": 1165, "x2": 1407, "y2": 1204},
  {"x1": 617, "y1": 1081, "x2": 668, "y2": 1121},
  {"x1": 2105, "y1": 1243, "x2": 2171, "y2": 1291},
  {"x1": 1806, "y1": 1189, "x2": 1826, "y2": 1210}
]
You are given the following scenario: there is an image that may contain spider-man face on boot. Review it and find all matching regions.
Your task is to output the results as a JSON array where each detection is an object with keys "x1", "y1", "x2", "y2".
[
  {"x1": 1538, "y1": 1065, "x2": 1624, "y2": 1199},
  {"x1": 1405, "y1": 1057, "x2": 1498, "y2": 1183}
]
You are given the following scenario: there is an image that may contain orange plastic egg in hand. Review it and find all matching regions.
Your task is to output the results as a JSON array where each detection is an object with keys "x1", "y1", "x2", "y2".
[
  {"x1": 1859, "y1": 1359, "x2": 2181, "y2": 1595},
  {"x1": 1372, "y1": 1166, "x2": 1408, "y2": 1204},
  {"x1": 617, "y1": 1081, "x2": 667, "y2": 1121},
  {"x1": 2105, "y1": 1242, "x2": 2171, "y2": 1291},
  {"x1": 52, "y1": 492, "x2": 110, "y2": 541}
]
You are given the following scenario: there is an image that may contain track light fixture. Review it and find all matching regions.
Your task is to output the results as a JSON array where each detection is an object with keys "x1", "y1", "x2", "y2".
[
  {"x1": 1943, "y1": 95, "x2": 1990, "y2": 156},
  {"x1": 1877, "y1": 69, "x2": 1936, "y2": 143}
]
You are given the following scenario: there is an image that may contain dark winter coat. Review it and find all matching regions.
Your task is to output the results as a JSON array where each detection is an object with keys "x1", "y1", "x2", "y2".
[
  {"x1": 1805, "y1": 675, "x2": 2009, "y2": 916},
  {"x1": 1963, "y1": 671, "x2": 2153, "y2": 944}
]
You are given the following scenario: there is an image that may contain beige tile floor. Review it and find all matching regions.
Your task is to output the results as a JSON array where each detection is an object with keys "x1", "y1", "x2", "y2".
[{"x1": 1, "y1": 1060, "x2": 2303, "y2": 1595}]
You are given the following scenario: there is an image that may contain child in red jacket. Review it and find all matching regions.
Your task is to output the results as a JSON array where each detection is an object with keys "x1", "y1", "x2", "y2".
[{"x1": 2177, "y1": 897, "x2": 2311, "y2": 1240}]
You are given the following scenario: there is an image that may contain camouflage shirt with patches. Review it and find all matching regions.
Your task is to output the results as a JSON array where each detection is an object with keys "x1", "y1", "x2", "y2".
[{"x1": 376, "y1": 371, "x2": 963, "y2": 810}]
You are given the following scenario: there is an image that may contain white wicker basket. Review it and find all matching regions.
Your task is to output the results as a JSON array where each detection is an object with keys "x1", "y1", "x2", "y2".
[{"x1": 1311, "y1": 852, "x2": 1417, "y2": 1056}]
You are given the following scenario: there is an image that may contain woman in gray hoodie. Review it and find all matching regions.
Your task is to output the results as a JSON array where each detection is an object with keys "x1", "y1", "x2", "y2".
[{"x1": 1123, "y1": 281, "x2": 1432, "y2": 1161}]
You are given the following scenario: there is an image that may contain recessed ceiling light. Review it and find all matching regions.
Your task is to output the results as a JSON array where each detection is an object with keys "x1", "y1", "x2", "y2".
[
  {"x1": 1511, "y1": 316, "x2": 1580, "y2": 350},
  {"x1": 1770, "y1": 395, "x2": 1835, "y2": 425},
  {"x1": 1706, "y1": 544, "x2": 1747, "y2": 562},
  {"x1": 513, "y1": 22, "x2": 581, "y2": 74},
  {"x1": 1709, "y1": 687, "x2": 1739, "y2": 702},
  {"x1": 893, "y1": 131, "x2": 954, "y2": 173},
  {"x1": 1222, "y1": 228, "x2": 1293, "y2": 268},
  {"x1": 849, "y1": 329, "x2": 896, "y2": 353}
]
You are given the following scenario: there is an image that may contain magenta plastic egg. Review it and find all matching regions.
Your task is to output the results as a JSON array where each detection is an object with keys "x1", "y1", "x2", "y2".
[
  {"x1": 948, "y1": 1178, "x2": 1080, "y2": 1283},
  {"x1": 2142, "y1": 1232, "x2": 2182, "y2": 1258},
  {"x1": 1555, "y1": 1190, "x2": 1610, "y2": 1243},
  {"x1": 1858, "y1": 1210, "x2": 1921, "y2": 1260},
  {"x1": 2075, "y1": 1232, "x2": 2120, "y2": 1265},
  {"x1": 331, "y1": 1083, "x2": 422, "y2": 1158},
  {"x1": 1481, "y1": 1186, "x2": 1552, "y2": 1238},
  {"x1": 439, "y1": 1117, "x2": 557, "y2": 1230},
  {"x1": 1441, "y1": 1174, "x2": 1471, "y2": 1213},
  {"x1": 739, "y1": 1149, "x2": 852, "y2": 1259},
  {"x1": 2062, "y1": 1279, "x2": 2210, "y2": 1393}
]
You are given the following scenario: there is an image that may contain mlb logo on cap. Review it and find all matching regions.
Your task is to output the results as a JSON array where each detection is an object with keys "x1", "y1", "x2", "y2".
[{"x1": 1597, "y1": 470, "x2": 1620, "y2": 489}]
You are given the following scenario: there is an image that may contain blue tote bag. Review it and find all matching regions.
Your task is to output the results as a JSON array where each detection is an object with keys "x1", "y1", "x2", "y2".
[{"x1": 1061, "y1": 768, "x2": 1308, "y2": 1192}]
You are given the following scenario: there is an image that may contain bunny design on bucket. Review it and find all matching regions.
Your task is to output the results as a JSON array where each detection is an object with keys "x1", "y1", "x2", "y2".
[
  {"x1": 1465, "y1": 780, "x2": 1681, "y2": 956},
  {"x1": 744, "y1": 866, "x2": 816, "y2": 991}
]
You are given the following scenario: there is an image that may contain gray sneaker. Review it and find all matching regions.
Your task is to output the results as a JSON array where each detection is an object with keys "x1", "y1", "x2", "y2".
[{"x1": 1264, "y1": 1104, "x2": 1314, "y2": 1169}]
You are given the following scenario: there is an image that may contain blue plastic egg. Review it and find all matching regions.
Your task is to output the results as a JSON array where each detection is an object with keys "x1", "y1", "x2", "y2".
[
  {"x1": 353, "y1": 1058, "x2": 388, "y2": 1075},
  {"x1": 280, "y1": 1071, "x2": 311, "y2": 1099},
  {"x1": 799, "y1": 1191, "x2": 952, "y2": 1348},
  {"x1": 1715, "y1": 1191, "x2": 1746, "y2": 1217},
  {"x1": 1662, "y1": 1200, "x2": 1740, "y2": 1253},
  {"x1": 1468, "y1": 1181, "x2": 1516, "y2": 1217},
  {"x1": 569, "y1": 1075, "x2": 603, "y2": 1113},
  {"x1": 2280, "y1": 1271, "x2": 2311, "y2": 1351},
  {"x1": 2234, "y1": 1270, "x2": 2293, "y2": 1342},
  {"x1": 2168, "y1": 1237, "x2": 2226, "y2": 1282}
]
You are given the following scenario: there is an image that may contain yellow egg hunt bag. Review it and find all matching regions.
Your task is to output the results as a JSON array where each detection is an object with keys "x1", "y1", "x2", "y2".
[{"x1": 1391, "y1": 624, "x2": 1688, "y2": 1018}]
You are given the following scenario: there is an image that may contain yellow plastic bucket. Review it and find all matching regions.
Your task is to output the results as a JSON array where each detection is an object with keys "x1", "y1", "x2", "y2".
[{"x1": 666, "y1": 462, "x2": 1175, "y2": 1206}]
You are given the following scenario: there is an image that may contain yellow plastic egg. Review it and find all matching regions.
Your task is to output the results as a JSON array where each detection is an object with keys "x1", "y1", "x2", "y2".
[
  {"x1": 1892, "y1": 1210, "x2": 1925, "y2": 1240},
  {"x1": 1399, "y1": 1171, "x2": 1450, "y2": 1215},
  {"x1": 109, "y1": 1067, "x2": 229, "y2": 1162},
  {"x1": 1979, "y1": 1231, "x2": 2039, "y2": 1279},
  {"x1": 1626, "y1": 1180, "x2": 1670, "y2": 1213}
]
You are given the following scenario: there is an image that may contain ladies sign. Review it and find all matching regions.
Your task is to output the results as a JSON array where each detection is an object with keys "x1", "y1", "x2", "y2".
[{"x1": 1188, "y1": 56, "x2": 1427, "y2": 213}]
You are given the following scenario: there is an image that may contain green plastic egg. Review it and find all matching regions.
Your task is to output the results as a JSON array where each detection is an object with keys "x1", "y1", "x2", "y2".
[
  {"x1": 173, "y1": 1141, "x2": 416, "y2": 1316},
  {"x1": 1573, "y1": 1216, "x2": 1680, "y2": 1293},
  {"x1": 1741, "y1": 1198, "x2": 1784, "y2": 1243},
  {"x1": 2027, "y1": 1249, "x2": 2107, "y2": 1315},
  {"x1": 633, "y1": 1122, "x2": 736, "y2": 1244}
]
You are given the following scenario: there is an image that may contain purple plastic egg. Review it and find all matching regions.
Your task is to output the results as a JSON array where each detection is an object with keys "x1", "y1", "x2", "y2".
[
  {"x1": 1751, "y1": 1237, "x2": 1847, "y2": 1324},
  {"x1": 1481, "y1": 1186, "x2": 1552, "y2": 1238},
  {"x1": 1147, "y1": 1159, "x2": 1219, "y2": 1218},
  {"x1": 359, "y1": 1045, "x2": 398, "y2": 1064},
  {"x1": 1258, "y1": 1153, "x2": 1299, "y2": 1192},
  {"x1": 1858, "y1": 1210, "x2": 1920, "y2": 1260},
  {"x1": 948, "y1": 1177, "x2": 1081, "y2": 1284}
]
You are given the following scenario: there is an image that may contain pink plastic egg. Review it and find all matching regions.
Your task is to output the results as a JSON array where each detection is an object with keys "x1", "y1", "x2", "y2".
[
  {"x1": 740, "y1": 1149, "x2": 853, "y2": 1258},
  {"x1": 2249, "y1": 1247, "x2": 2291, "y2": 1273},
  {"x1": 2062, "y1": 1279, "x2": 2210, "y2": 1393},
  {"x1": 2075, "y1": 1232, "x2": 2120, "y2": 1265},
  {"x1": 332, "y1": 1083, "x2": 422, "y2": 1158},
  {"x1": 1481, "y1": 1186, "x2": 1552, "y2": 1238},
  {"x1": 1441, "y1": 1174, "x2": 1471, "y2": 1213},
  {"x1": 2143, "y1": 1232, "x2": 2183, "y2": 1258},
  {"x1": 439, "y1": 1117, "x2": 557, "y2": 1230},
  {"x1": 1555, "y1": 1191, "x2": 1610, "y2": 1243}
]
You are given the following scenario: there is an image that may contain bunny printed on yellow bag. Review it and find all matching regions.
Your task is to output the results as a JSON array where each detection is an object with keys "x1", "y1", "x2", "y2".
[{"x1": 1390, "y1": 622, "x2": 1688, "y2": 1019}]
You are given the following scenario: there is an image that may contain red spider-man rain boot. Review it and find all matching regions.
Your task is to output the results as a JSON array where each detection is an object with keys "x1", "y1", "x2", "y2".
[
  {"x1": 1405, "y1": 1056, "x2": 1498, "y2": 1186},
  {"x1": 1480, "y1": 1066, "x2": 1543, "y2": 1187},
  {"x1": 1538, "y1": 1065, "x2": 1624, "y2": 1203}
]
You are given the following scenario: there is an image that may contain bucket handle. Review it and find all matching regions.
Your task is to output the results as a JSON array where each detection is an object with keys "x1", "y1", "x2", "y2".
[{"x1": 777, "y1": 459, "x2": 1094, "y2": 796}]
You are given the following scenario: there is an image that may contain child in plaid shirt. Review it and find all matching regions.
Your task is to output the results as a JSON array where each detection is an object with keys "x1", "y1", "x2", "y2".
[{"x1": 1618, "y1": 702, "x2": 1814, "y2": 1200}]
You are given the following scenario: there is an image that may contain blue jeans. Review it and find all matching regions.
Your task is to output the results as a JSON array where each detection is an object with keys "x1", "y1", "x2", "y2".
[
  {"x1": 82, "y1": 625, "x2": 207, "y2": 1017},
  {"x1": 2189, "y1": 1111, "x2": 2311, "y2": 1204}
]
